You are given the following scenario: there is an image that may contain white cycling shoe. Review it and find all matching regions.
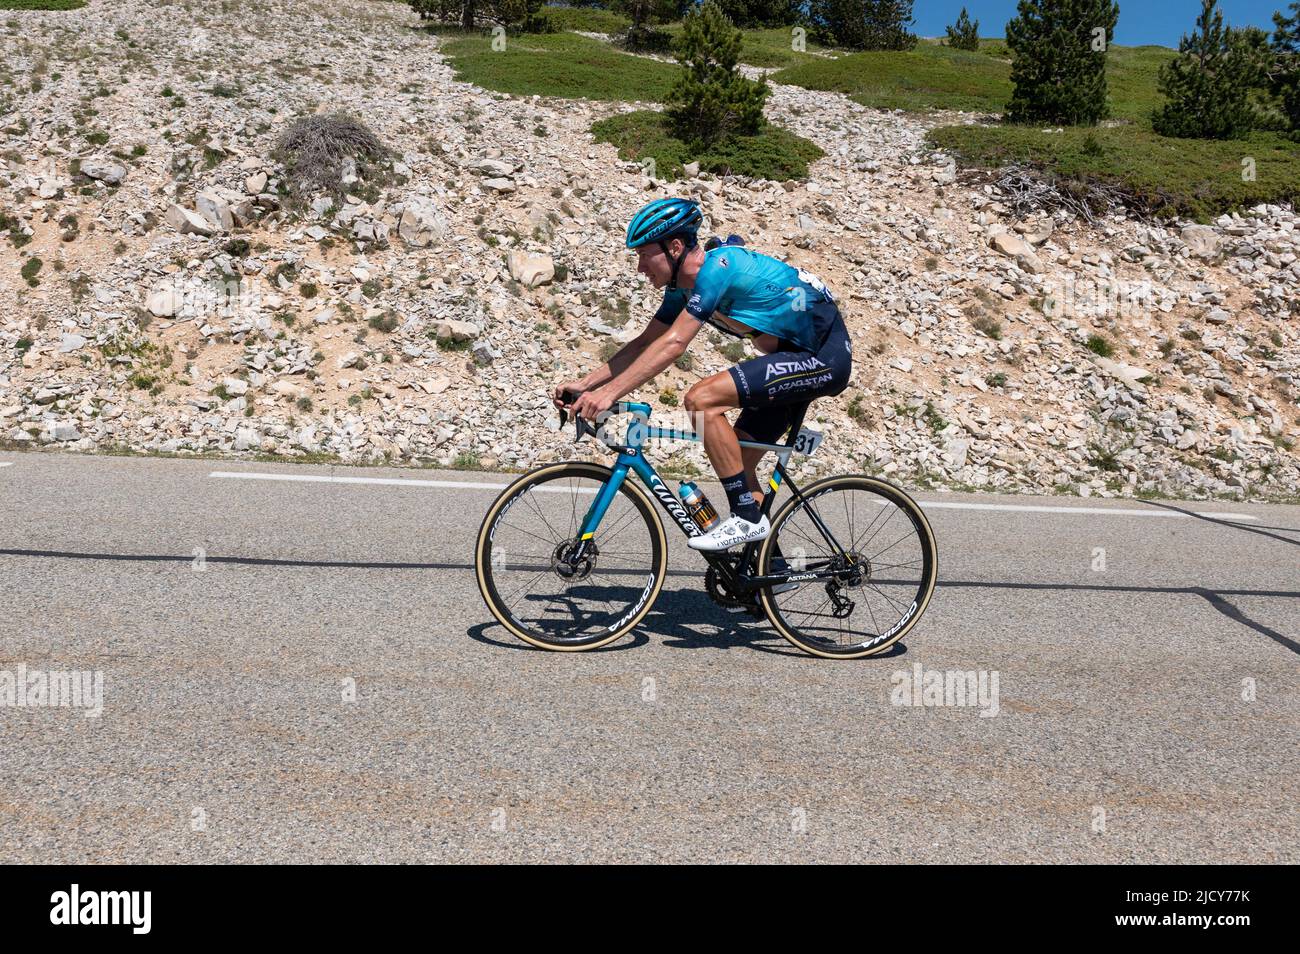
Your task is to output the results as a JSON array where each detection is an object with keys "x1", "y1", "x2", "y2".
[{"x1": 688, "y1": 514, "x2": 771, "y2": 551}]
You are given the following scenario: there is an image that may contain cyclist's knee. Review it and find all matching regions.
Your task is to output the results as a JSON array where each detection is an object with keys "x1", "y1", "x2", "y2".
[{"x1": 684, "y1": 377, "x2": 732, "y2": 416}]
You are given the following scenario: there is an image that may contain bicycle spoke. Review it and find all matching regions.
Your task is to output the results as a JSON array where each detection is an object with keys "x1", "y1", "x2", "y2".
[
  {"x1": 520, "y1": 488, "x2": 563, "y2": 543},
  {"x1": 761, "y1": 479, "x2": 934, "y2": 655},
  {"x1": 865, "y1": 526, "x2": 918, "y2": 563},
  {"x1": 853, "y1": 502, "x2": 899, "y2": 556},
  {"x1": 495, "y1": 520, "x2": 561, "y2": 549},
  {"x1": 480, "y1": 465, "x2": 669, "y2": 649}
]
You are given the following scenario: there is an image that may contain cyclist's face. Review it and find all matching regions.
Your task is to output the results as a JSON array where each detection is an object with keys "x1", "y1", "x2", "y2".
[
  {"x1": 635, "y1": 244, "x2": 670, "y2": 287},
  {"x1": 635, "y1": 238, "x2": 690, "y2": 288}
]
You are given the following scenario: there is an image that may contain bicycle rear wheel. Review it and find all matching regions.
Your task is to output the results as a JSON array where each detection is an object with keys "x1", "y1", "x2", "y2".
[
  {"x1": 757, "y1": 475, "x2": 937, "y2": 659},
  {"x1": 475, "y1": 462, "x2": 667, "y2": 651}
]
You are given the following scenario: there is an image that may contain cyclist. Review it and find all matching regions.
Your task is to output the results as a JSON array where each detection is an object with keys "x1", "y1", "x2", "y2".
[{"x1": 555, "y1": 197, "x2": 851, "y2": 551}]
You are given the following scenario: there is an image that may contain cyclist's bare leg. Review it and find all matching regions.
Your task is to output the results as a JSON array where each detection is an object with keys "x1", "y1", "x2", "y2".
[
  {"x1": 683, "y1": 372, "x2": 743, "y2": 480},
  {"x1": 735, "y1": 429, "x2": 767, "y2": 506}
]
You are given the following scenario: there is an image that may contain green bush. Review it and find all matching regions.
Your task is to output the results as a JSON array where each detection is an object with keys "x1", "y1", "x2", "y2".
[
  {"x1": 1086, "y1": 334, "x2": 1114, "y2": 357},
  {"x1": 1005, "y1": 0, "x2": 1118, "y2": 126},
  {"x1": 20, "y1": 257, "x2": 42, "y2": 286},
  {"x1": 592, "y1": 109, "x2": 823, "y2": 180}
]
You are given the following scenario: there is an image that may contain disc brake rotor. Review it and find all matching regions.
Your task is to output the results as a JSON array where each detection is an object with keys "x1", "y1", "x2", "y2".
[{"x1": 552, "y1": 539, "x2": 597, "y2": 582}]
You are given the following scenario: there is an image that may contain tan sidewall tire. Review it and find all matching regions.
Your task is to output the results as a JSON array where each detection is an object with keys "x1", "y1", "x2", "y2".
[
  {"x1": 757, "y1": 475, "x2": 938, "y2": 660},
  {"x1": 474, "y1": 461, "x2": 668, "y2": 651}
]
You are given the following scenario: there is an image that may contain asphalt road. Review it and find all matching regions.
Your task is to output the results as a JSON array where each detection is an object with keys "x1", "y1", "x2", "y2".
[{"x1": 1, "y1": 451, "x2": 1296, "y2": 863}]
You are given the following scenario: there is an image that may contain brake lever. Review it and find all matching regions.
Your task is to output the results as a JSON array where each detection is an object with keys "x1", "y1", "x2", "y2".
[{"x1": 558, "y1": 388, "x2": 576, "y2": 428}]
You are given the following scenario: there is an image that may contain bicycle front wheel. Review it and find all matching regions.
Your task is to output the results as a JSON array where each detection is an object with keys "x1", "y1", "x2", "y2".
[
  {"x1": 757, "y1": 475, "x2": 937, "y2": 659},
  {"x1": 475, "y1": 462, "x2": 667, "y2": 651}
]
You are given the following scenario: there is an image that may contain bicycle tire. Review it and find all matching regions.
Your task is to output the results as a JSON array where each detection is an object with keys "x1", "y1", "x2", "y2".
[
  {"x1": 475, "y1": 461, "x2": 668, "y2": 651},
  {"x1": 756, "y1": 475, "x2": 937, "y2": 659}
]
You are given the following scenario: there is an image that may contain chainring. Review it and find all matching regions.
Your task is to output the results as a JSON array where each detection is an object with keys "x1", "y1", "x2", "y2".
[{"x1": 705, "y1": 563, "x2": 765, "y2": 618}]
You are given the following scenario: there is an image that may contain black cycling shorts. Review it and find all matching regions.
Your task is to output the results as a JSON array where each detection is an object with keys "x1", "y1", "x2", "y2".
[{"x1": 728, "y1": 302, "x2": 852, "y2": 445}]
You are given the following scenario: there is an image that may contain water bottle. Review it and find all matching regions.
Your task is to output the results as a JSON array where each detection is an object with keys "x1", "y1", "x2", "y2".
[{"x1": 678, "y1": 481, "x2": 719, "y2": 532}]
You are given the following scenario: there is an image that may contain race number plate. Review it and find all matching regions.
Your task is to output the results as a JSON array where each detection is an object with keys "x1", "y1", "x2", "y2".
[{"x1": 793, "y1": 427, "x2": 824, "y2": 456}]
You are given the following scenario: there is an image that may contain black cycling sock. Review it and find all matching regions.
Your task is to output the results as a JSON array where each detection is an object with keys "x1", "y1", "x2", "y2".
[{"x1": 721, "y1": 471, "x2": 761, "y2": 523}]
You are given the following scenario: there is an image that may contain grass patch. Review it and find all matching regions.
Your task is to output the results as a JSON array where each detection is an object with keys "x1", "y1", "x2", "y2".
[
  {"x1": 0, "y1": 0, "x2": 86, "y2": 9},
  {"x1": 1086, "y1": 334, "x2": 1115, "y2": 358},
  {"x1": 592, "y1": 109, "x2": 823, "y2": 181},
  {"x1": 656, "y1": 23, "x2": 829, "y2": 70},
  {"x1": 542, "y1": 6, "x2": 631, "y2": 34},
  {"x1": 908, "y1": 42, "x2": 1298, "y2": 221},
  {"x1": 928, "y1": 123, "x2": 1300, "y2": 221},
  {"x1": 776, "y1": 40, "x2": 1171, "y2": 118},
  {"x1": 435, "y1": 29, "x2": 677, "y2": 102},
  {"x1": 774, "y1": 41, "x2": 1012, "y2": 113}
]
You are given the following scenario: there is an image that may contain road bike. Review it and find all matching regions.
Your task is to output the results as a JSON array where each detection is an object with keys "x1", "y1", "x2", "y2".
[{"x1": 474, "y1": 396, "x2": 937, "y2": 659}]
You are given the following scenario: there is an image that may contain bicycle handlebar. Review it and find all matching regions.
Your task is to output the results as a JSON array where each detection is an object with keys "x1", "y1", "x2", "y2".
[{"x1": 558, "y1": 390, "x2": 645, "y2": 443}]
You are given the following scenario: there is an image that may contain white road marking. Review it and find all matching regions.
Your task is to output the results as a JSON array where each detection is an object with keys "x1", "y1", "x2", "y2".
[
  {"x1": 0, "y1": 461, "x2": 13, "y2": 468},
  {"x1": 905, "y1": 500, "x2": 1258, "y2": 522},
  {"x1": 209, "y1": 470, "x2": 1259, "y2": 520},
  {"x1": 209, "y1": 470, "x2": 594, "y2": 494}
]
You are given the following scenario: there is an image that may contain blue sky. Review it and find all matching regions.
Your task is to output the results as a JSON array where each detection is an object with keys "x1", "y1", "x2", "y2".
[{"x1": 911, "y1": 1, "x2": 1295, "y2": 47}]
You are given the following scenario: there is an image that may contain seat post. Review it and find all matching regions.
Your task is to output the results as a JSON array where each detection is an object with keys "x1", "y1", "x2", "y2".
[{"x1": 784, "y1": 401, "x2": 811, "y2": 446}]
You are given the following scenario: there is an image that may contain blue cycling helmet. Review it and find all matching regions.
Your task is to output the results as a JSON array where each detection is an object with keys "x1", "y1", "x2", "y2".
[
  {"x1": 626, "y1": 198, "x2": 704, "y2": 289},
  {"x1": 626, "y1": 198, "x2": 703, "y2": 249}
]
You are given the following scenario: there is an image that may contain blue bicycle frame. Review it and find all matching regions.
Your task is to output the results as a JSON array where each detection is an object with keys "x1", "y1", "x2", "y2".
[
  {"x1": 571, "y1": 400, "x2": 789, "y2": 536},
  {"x1": 564, "y1": 401, "x2": 846, "y2": 592}
]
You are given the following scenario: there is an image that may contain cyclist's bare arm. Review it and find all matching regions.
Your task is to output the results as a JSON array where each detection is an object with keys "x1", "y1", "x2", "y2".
[
  {"x1": 554, "y1": 317, "x2": 676, "y2": 407},
  {"x1": 593, "y1": 310, "x2": 702, "y2": 401}
]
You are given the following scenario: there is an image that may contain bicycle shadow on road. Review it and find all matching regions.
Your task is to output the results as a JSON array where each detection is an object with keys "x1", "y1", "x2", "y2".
[{"x1": 469, "y1": 585, "x2": 909, "y2": 659}]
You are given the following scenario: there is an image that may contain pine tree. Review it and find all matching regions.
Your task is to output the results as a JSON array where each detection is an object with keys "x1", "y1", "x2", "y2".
[
  {"x1": 666, "y1": 0, "x2": 770, "y2": 149},
  {"x1": 1274, "y1": 2, "x2": 1300, "y2": 135},
  {"x1": 1005, "y1": 0, "x2": 1119, "y2": 126},
  {"x1": 946, "y1": 7, "x2": 981, "y2": 51},
  {"x1": 617, "y1": 0, "x2": 680, "y2": 51},
  {"x1": 1152, "y1": 0, "x2": 1259, "y2": 139},
  {"x1": 809, "y1": 0, "x2": 918, "y2": 52},
  {"x1": 406, "y1": 0, "x2": 542, "y2": 30}
]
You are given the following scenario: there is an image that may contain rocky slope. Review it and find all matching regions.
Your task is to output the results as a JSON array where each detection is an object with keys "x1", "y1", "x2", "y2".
[{"x1": 2, "y1": 0, "x2": 1298, "y2": 500}]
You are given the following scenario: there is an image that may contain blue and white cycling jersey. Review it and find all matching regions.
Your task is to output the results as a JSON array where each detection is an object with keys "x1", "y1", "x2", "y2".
[{"x1": 652, "y1": 246, "x2": 837, "y2": 352}]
